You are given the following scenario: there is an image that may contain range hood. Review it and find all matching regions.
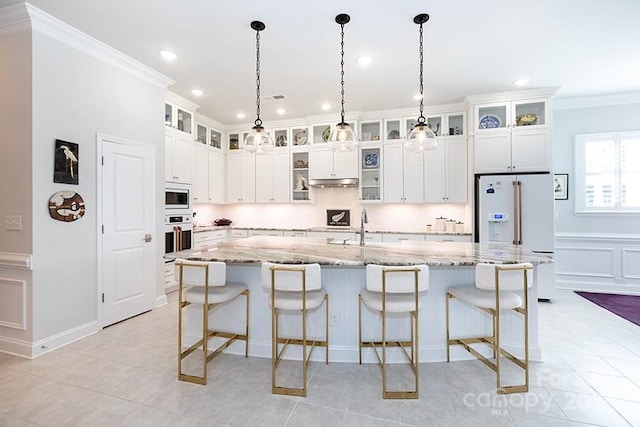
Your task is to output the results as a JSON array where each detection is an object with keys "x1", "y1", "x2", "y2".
[{"x1": 308, "y1": 178, "x2": 359, "y2": 188}]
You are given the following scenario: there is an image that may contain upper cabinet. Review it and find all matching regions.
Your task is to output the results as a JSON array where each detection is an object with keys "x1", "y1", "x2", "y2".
[
  {"x1": 424, "y1": 136, "x2": 467, "y2": 203},
  {"x1": 165, "y1": 130, "x2": 193, "y2": 184},
  {"x1": 226, "y1": 152, "x2": 255, "y2": 203},
  {"x1": 469, "y1": 91, "x2": 555, "y2": 174},
  {"x1": 309, "y1": 147, "x2": 358, "y2": 180},
  {"x1": 383, "y1": 142, "x2": 424, "y2": 203},
  {"x1": 255, "y1": 151, "x2": 290, "y2": 203},
  {"x1": 291, "y1": 150, "x2": 310, "y2": 202},
  {"x1": 360, "y1": 145, "x2": 382, "y2": 202},
  {"x1": 165, "y1": 101, "x2": 195, "y2": 136}
]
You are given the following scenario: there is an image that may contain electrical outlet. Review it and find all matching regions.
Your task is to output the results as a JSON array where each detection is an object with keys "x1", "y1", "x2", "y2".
[
  {"x1": 5, "y1": 215, "x2": 22, "y2": 231},
  {"x1": 330, "y1": 313, "x2": 340, "y2": 327}
]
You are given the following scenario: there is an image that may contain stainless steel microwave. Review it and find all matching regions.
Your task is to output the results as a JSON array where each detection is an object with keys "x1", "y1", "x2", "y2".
[{"x1": 165, "y1": 183, "x2": 191, "y2": 211}]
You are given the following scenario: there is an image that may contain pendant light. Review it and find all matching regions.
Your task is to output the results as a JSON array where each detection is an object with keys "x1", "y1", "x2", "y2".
[
  {"x1": 328, "y1": 13, "x2": 358, "y2": 152},
  {"x1": 243, "y1": 20, "x2": 274, "y2": 154},
  {"x1": 405, "y1": 14, "x2": 438, "y2": 152}
]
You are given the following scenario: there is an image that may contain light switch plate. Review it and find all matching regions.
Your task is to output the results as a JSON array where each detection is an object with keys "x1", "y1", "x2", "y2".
[{"x1": 5, "y1": 215, "x2": 22, "y2": 231}]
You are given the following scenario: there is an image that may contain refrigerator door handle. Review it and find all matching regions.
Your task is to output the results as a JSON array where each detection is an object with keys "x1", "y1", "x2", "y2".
[
  {"x1": 517, "y1": 180, "x2": 523, "y2": 245},
  {"x1": 512, "y1": 181, "x2": 518, "y2": 245}
]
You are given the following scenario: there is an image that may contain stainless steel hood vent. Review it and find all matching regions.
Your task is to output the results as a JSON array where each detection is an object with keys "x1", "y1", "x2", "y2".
[{"x1": 308, "y1": 178, "x2": 359, "y2": 188}]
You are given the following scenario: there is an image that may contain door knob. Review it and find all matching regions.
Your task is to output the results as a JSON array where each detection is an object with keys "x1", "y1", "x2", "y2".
[{"x1": 144, "y1": 233, "x2": 153, "y2": 243}]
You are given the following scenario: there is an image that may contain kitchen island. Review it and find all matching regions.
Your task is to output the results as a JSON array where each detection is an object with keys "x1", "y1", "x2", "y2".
[{"x1": 168, "y1": 236, "x2": 553, "y2": 363}]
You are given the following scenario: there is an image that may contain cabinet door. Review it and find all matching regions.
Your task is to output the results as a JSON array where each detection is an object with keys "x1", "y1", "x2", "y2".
[
  {"x1": 403, "y1": 148, "x2": 424, "y2": 203},
  {"x1": 226, "y1": 154, "x2": 255, "y2": 203},
  {"x1": 254, "y1": 154, "x2": 272, "y2": 203},
  {"x1": 511, "y1": 129, "x2": 550, "y2": 172},
  {"x1": 271, "y1": 151, "x2": 290, "y2": 202},
  {"x1": 164, "y1": 131, "x2": 175, "y2": 182},
  {"x1": 382, "y1": 144, "x2": 404, "y2": 203},
  {"x1": 173, "y1": 134, "x2": 194, "y2": 183},
  {"x1": 192, "y1": 144, "x2": 208, "y2": 202},
  {"x1": 309, "y1": 148, "x2": 334, "y2": 179},
  {"x1": 445, "y1": 137, "x2": 468, "y2": 203},
  {"x1": 474, "y1": 133, "x2": 511, "y2": 174},
  {"x1": 208, "y1": 150, "x2": 225, "y2": 203},
  {"x1": 332, "y1": 150, "x2": 358, "y2": 179},
  {"x1": 424, "y1": 144, "x2": 446, "y2": 203}
]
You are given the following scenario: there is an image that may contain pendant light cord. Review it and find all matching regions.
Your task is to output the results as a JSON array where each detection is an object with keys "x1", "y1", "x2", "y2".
[
  {"x1": 255, "y1": 28, "x2": 262, "y2": 127},
  {"x1": 339, "y1": 22, "x2": 346, "y2": 124},
  {"x1": 418, "y1": 20, "x2": 425, "y2": 125}
]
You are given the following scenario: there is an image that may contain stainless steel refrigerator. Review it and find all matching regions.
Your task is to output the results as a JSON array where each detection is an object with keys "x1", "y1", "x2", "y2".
[{"x1": 475, "y1": 173, "x2": 555, "y2": 300}]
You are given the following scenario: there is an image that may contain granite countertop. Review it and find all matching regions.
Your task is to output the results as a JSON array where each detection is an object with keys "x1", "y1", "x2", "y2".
[
  {"x1": 192, "y1": 225, "x2": 471, "y2": 236},
  {"x1": 166, "y1": 236, "x2": 553, "y2": 267}
]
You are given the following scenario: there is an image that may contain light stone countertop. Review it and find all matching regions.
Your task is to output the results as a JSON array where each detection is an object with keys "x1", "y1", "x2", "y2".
[
  {"x1": 192, "y1": 225, "x2": 471, "y2": 236},
  {"x1": 166, "y1": 236, "x2": 552, "y2": 267}
]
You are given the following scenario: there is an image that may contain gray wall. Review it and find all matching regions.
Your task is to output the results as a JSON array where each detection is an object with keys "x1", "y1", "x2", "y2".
[{"x1": 553, "y1": 102, "x2": 640, "y2": 234}]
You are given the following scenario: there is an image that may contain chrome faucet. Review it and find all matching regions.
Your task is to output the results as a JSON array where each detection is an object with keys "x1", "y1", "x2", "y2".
[{"x1": 359, "y1": 208, "x2": 368, "y2": 246}]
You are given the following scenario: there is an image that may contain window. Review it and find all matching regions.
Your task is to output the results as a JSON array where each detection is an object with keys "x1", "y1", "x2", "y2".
[{"x1": 575, "y1": 131, "x2": 640, "y2": 212}]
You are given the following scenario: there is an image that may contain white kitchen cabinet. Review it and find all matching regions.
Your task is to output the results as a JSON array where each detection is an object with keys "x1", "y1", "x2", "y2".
[
  {"x1": 226, "y1": 153, "x2": 255, "y2": 203},
  {"x1": 306, "y1": 230, "x2": 355, "y2": 241},
  {"x1": 383, "y1": 142, "x2": 424, "y2": 203},
  {"x1": 382, "y1": 233, "x2": 425, "y2": 242},
  {"x1": 229, "y1": 229, "x2": 249, "y2": 240},
  {"x1": 193, "y1": 230, "x2": 227, "y2": 249},
  {"x1": 424, "y1": 136, "x2": 467, "y2": 203},
  {"x1": 208, "y1": 150, "x2": 225, "y2": 204},
  {"x1": 360, "y1": 146, "x2": 382, "y2": 202},
  {"x1": 425, "y1": 234, "x2": 472, "y2": 242},
  {"x1": 164, "y1": 260, "x2": 177, "y2": 293},
  {"x1": 165, "y1": 100, "x2": 194, "y2": 136},
  {"x1": 247, "y1": 229, "x2": 285, "y2": 237},
  {"x1": 291, "y1": 150, "x2": 310, "y2": 202},
  {"x1": 165, "y1": 130, "x2": 193, "y2": 184},
  {"x1": 255, "y1": 151, "x2": 290, "y2": 203},
  {"x1": 472, "y1": 98, "x2": 552, "y2": 173},
  {"x1": 309, "y1": 147, "x2": 358, "y2": 180},
  {"x1": 286, "y1": 230, "x2": 307, "y2": 238},
  {"x1": 192, "y1": 144, "x2": 208, "y2": 202}
]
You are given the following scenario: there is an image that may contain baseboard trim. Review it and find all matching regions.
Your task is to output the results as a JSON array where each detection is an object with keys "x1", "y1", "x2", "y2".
[
  {"x1": 31, "y1": 321, "x2": 99, "y2": 358},
  {"x1": 557, "y1": 281, "x2": 640, "y2": 296},
  {"x1": 155, "y1": 294, "x2": 168, "y2": 308}
]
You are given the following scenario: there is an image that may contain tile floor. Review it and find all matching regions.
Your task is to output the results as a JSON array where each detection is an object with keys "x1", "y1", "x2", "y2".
[{"x1": 1, "y1": 289, "x2": 639, "y2": 427}]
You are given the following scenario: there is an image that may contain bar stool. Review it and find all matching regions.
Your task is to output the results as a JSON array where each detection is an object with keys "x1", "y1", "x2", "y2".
[
  {"x1": 176, "y1": 258, "x2": 249, "y2": 385},
  {"x1": 358, "y1": 264, "x2": 429, "y2": 399},
  {"x1": 261, "y1": 262, "x2": 328, "y2": 397},
  {"x1": 446, "y1": 262, "x2": 533, "y2": 394}
]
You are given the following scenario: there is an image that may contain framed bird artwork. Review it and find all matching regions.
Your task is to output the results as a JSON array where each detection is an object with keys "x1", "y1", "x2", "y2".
[{"x1": 54, "y1": 139, "x2": 79, "y2": 185}]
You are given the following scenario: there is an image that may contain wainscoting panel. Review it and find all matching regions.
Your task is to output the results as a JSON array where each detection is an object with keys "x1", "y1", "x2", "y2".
[
  {"x1": 0, "y1": 277, "x2": 27, "y2": 330},
  {"x1": 555, "y1": 233, "x2": 640, "y2": 295}
]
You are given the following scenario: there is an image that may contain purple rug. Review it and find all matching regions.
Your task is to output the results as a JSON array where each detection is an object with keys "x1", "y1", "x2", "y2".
[{"x1": 575, "y1": 291, "x2": 640, "y2": 327}]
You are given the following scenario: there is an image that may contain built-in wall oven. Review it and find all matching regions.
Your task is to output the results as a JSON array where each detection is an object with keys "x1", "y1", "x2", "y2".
[{"x1": 165, "y1": 213, "x2": 193, "y2": 254}]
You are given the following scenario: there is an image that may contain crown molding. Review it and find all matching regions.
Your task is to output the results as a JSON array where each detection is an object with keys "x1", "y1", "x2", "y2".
[
  {"x1": 554, "y1": 92, "x2": 640, "y2": 110},
  {"x1": 166, "y1": 91, "x2": 199, "y2": 111},
  {"x1": 464, "y1": 87, "x2": 560, "y2": 105},
  {"x1": 20, "y1": 3, "x2": 173, "y2": 89},
  {"x1": 0, "y1": 2, "x2": 31, "y2": 36}
]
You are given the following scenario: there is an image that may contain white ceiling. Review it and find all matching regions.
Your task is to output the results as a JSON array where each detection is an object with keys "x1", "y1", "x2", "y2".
[{"x1": 4, "y1": 0, "x2": 640, "y2": 125}]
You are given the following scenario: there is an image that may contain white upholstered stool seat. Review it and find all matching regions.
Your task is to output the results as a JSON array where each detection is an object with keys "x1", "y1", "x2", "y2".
[
  {"x1": 262, "y1": 262, "x2": 329, "y2": 397},
  {"x1": 185, "y1": 282, "x2": 247, "y2": 305},
  {"x1": 176, "y1": 259, "x2": 249, "y2": 385},
  {"x1": 446, "y1": 287, "x2": 522, "y2": 311},
  {"x1": 359, "y1": 264, "x2": 429, "y2": 399},
  {"x1": 446, "y1": 262, "x2": 533, "y2": 395}
]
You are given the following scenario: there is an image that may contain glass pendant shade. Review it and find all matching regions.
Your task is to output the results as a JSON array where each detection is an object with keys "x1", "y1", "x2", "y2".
[
  {"x1": 406, "y1": 122, "x2": 438, "y2": 152},
  {"x1": 329, "y1": 122, "x2": 358, "y2": 152},
  {"x1": 244, "y1": 124, "x2": 274, "y2": 154}
]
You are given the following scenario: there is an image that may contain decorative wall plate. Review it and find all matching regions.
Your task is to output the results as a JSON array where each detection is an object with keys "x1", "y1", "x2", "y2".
[
  {"x1": 479, "y1": 114, "x2": 502, "y2": 129},
  {"x1": 49, "y1": 191, "x2": 85, "y2": 222},
  {"x1": 363, "y1": 153, "x2": 379, "y2": 168}
]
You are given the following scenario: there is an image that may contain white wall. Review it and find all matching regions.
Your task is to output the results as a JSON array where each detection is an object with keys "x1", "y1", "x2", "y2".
[
  {"x1": 29, "y1": 29, "x2": 167, "y2": 344},
  {"x1": 194, "y1": 188, "x2": 471, "y2": 233},
  {"x1": 552, "y1": 99, "x2": 640, "y2": 294},
  {"x1": 0, "y1": 22, "x2": 34, "y2": 349}
]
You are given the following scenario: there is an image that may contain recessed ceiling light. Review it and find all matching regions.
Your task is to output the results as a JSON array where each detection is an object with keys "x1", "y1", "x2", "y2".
[
  {"x1": 513, "y1": 77, "x2": 530, "y2": 87},
  {"x1": 236, "y1": 112, "x2": 246, "y2": 119},
  {"x1": 276, "y1": 108, "x2": 286, "y2": 115},
  {"x1": 191, "y1": 89, "x2": 204, "y2": 97},
  {"x1": 357, "y1": 56, "x2": 372, "y2": 66},
  {"x1": 159, "y1": 49, "x2": 178, "y2": 61},
  {"x1": 321, "y1": 103, "x2": 331, "y2": 111},
  {"x1": 413, "y1": 93, "x2": 423, "y2": 101}
]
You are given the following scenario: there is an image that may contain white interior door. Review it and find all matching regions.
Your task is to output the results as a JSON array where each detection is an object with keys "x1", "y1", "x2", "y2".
[{"x1": 101, "y1": 136, "x2": 156, "y2": 327}]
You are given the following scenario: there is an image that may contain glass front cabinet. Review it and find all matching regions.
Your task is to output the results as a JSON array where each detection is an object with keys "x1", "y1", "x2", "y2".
[
  {"x1": 360, "y1": 146, "x2": 381, "y2": 202},
  {"x1": 291, "y1": 151, "x2": 310, "y2": 201}
]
